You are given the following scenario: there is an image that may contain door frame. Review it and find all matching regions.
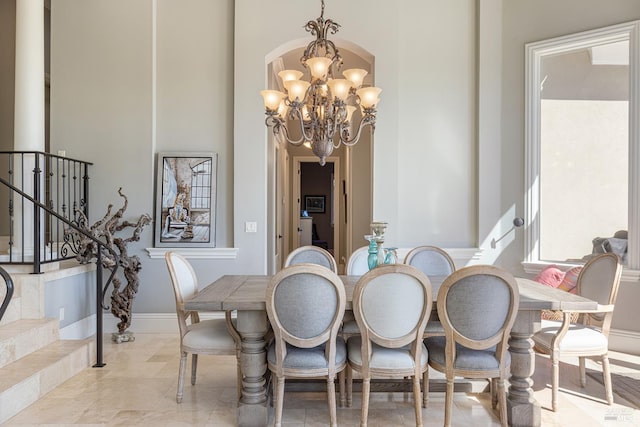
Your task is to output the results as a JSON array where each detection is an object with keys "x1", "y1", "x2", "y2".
[{"x1": 291, "y1": 156, "x2": 340, "y2": 269}]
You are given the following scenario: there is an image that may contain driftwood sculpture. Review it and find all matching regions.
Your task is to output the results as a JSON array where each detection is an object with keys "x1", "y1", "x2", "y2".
[{"x1": 72, "y1": 188, "x2": 151, "y2": 337}]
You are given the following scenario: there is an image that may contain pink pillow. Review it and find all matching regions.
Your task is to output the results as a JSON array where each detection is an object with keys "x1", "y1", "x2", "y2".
[
  {"x1": 533, "y1": 265, "x2": 565, "y2": 288},
  {"x1": 557, "y1": 266, "x2": 582, "y2": 294}
]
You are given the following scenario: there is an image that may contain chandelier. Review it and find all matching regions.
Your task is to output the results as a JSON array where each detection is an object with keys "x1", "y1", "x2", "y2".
[{"x1": 260, "y1": 0, "x2": 381, "y2": 166}]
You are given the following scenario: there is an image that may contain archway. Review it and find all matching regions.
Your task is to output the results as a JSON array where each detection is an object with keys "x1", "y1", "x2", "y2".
[{"x1": 265, "y1": 39, "x2": 375, "y2": 274}]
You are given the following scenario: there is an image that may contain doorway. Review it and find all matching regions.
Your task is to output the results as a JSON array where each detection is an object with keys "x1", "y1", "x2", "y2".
[{"x1": 291, "y1": 157, "x2": 341, "y2": 269}]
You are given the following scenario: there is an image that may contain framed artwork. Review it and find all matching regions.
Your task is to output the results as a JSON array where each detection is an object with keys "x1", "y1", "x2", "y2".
[
  {"x1": 154, "y1": 152, "x2": 217, "y2": 247},
  {"x1": 305, "y1": 195, "x2": 325, "y2": 213}
]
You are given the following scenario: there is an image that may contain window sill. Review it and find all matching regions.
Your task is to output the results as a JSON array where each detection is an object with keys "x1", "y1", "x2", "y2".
[
  {"x1": 522, "y1": 261, "x2": 640, "y2": 282},
  {"x1": 145, "y1": 247, "x2": 239, "y2": 259}
]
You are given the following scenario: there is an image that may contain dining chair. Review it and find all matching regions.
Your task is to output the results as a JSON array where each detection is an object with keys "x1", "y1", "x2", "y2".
[
  {"x1": 346, "y1": 264, "x2": 433, "y2": 427},
  {"x1": 346, "y1": 245, "x2": 370, "y2": 276},
  {"x1": 532, "y1": 252, "x2": 623, "y2": 412},
  {"x1": 424, "y1": 265, "x2": 519, "y2": 427},
  {"x1": 405, "y1": 245, "x2": 456, "y2": 340},
  {"x1": 284, "y1": 245, "x2": 338, "y2": 273},
  {"x1": 341, "y1": 246, "x2": 370, "y2": 341},
  {"x1": 165, "y1": 251, "x2": 241, "y2": 403},
  {"x1": 266, "y1": 263, "x2": 347, "y2": 427}
]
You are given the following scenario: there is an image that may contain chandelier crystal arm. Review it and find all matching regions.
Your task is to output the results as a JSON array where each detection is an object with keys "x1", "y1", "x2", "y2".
[
  {"x1": 339, "y1": 109, "x2": 377, "y2": 146},
  {"x1": 265, "y1": 110, "x2": 312, "y2": 146}
]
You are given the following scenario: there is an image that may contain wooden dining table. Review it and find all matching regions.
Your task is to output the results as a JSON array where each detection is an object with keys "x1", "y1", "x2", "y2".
[{"x1": 185, "y1": 274, "x2": 599, "y2": 427}]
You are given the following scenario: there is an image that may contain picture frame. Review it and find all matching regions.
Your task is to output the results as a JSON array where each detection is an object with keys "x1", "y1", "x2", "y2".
[
  {"x1": 154, "y1": 152, "x2": 217, "y2": 247},
  {"x1": 305, "y1": 195, "x2": 325, "y2": 213}
]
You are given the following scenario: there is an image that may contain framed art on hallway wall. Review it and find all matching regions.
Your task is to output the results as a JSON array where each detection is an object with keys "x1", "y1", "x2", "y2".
[
  {"x1": 154, "y1": 152, "x2": 217, "y2": 247},
  {"x1": 305, "y1": 195, "x2": 325, "y2": 213}
]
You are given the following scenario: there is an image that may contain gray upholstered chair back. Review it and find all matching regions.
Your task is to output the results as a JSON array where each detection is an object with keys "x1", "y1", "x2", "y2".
[
  {"x1": 438, "y1": 265, "x2": 519, "y2": 351},
  {"x1": 346, "y1": 246, "x2": 369, "y2": 275},
  {"x1": 404, "y1": 245, "x2": 455, "y2": 276},
  {"x1": 354, "y1": 264, "x2": 433, "y2": 348},
  {"x1": 267, "y1": 263, "x2": 345, "y2": 347},
  {"x1": 285, "y1": 245, "x2": 338, "y2": 273},
  {"x1": 577, "y1": 252, "x2": 622, "y2": 325}
]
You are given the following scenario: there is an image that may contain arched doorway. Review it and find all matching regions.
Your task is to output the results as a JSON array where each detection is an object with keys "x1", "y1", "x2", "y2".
[{"x1": 266, "y1": 40, "x2": 375, "y2": 274}]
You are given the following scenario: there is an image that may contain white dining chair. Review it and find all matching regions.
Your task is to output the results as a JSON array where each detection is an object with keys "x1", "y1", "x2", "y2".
[
  {"x1": 346, "y1": 245, "x2": 370, "y2": 276},
  {"x1": 532, "y1": 252, "x2": 623, "y2": 412},
  {"x1": 341, "y1": 246, "x2": 370, "y2": 342},
  {"x1": 165, "y1": 251, "x2": 241, "y2": 403}
]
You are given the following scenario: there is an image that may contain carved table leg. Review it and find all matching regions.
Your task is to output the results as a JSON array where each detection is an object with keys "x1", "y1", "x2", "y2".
[
  {"x1": 507, "y1": 310, "x2": 541, "y2": 427},
  {"x1": 236, "y1": 310, "x2": 269, "y2": 427}
]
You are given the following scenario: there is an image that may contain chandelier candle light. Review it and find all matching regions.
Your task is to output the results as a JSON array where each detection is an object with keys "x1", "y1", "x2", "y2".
[{"x1": 260, "y1": 0, "x2": 381, "y2": 166}]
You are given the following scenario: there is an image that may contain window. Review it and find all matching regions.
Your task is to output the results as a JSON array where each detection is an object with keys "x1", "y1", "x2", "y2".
[
  {"x1": 190, "y1": 159, "x2": 211, "y2": 210},
  {"x1": 524, "y1": 21, "x2": 640, "y2": 276}
]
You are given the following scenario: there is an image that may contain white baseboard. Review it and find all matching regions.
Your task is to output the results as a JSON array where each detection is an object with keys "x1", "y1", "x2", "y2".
[
  {"x1": 59, "y1": 312, "x2": 225, "y2": 339},
  {"x1": 609, "y1": 328, "x2": 640, "y2": 356},
  {"x1": 61, "y1": 313, "x2": 640, "y2": 357}
]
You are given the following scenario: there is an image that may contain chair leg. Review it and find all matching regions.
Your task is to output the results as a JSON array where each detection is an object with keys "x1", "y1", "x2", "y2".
[
  {"x1": 497, "y1": 378, "x2": 508, "y2": 427},
  {"x1": 579, "y1": 356, "x2": 586, "y2": 387},
  {"x1": 422, "y1": 368, "x2": 429, "y2": 408},
  {"x1": 272, "y1": 374, "x2": 278, "y2": 409},
  {"x1": 413, "y1": 375, "x2": 423, "y2": 427},
  {"x1": 274, "y1": 375, "x2": 285, "y2": 427},
  {"x1": 602, "y1": 354, "x2": 614, "y2": 405},
  {"x1": 346, "y1": 365, "x2": 353, "y2": 407},
  {"x1": 491, "y1": 378, "x2": 498, "y2": 409},
  {"x1": 176, "y1": 351, "x2": 188, "y2": 403},
  {"x1": 327, "y1": 376, "x2": 338, "y2": 427},
  {"x1": 551, "y1": 352, "x2": 559, "y2": 412},
  {"x1": 338, "y1": 370, "x2": 346, "y2": 408},
  {"x1": 191, "y1": 354, "x2": 198, "y2": 385},
  {"x1": 361, "y1": 377, "x2": 370, "y2": 427},
  {"x1": 444, "y1": 378, "x2": 454, "y2": 427}
]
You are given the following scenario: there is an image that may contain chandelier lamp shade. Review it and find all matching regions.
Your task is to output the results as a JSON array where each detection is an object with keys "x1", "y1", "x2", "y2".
[{"x1": 260, "y1": 0, "x2": 381, "y2": 166}]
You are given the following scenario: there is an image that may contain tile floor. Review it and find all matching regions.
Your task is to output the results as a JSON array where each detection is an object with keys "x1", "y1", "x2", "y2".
[{"x1": 5, "y1": 333, "x2": 640, "y2": 426}]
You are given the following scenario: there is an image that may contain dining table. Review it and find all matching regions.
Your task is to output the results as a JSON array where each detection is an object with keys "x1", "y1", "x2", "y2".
[{"x1": 184, "y1": 273, "x2": 599, "y2": 427}]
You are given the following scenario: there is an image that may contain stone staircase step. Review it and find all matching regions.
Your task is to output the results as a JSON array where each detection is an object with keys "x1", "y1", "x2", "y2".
[
  {"x1": 0, "y1": 339, "x2": 94, "y2": 424},
  {"x1": 0, "y1": 318, "x2": 59, "y2": 369}
]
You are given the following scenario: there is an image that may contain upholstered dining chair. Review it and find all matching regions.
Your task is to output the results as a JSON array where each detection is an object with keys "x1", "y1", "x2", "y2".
[
  {"x1": 424, "y1": 265, "x2": 519, "y2": 427},
  {"x1": 284, "y1": 245, "x2": 338, "y2": 273},
  {"x1": 532, "y1": 252, "x2": 623, "y2": 412},
  {"x1": 346, "y1": 264, "x2": 433, "y2": 427},
  {"x1": 346, "y1": 245, "x2": 370, "y2": 276},
  {"x1": 341, "y1": 246, "x2": 370, "y2": 341},
  {"x1": 405, "y1": 245, "x2": 456, "y2": 339},
  {"x1": 165, "y1": 252, "x2": 241, "y2": 403},
  {"x1": 266, "y1": 263, "x2": 347, "y2": 427}
]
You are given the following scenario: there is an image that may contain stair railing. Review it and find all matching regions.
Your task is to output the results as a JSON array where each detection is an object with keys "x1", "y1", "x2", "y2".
[
  {"x1": 0, "y1": 266, "x2": 13, "y2": 322},
  {"x1": 0, "y1": 151, "x2": 117, "y2": 367}
]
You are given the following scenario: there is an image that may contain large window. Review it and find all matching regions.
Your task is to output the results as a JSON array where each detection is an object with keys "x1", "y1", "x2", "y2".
[{"x1": 525, "y1": 21, "x2": 640, "y2": 275}]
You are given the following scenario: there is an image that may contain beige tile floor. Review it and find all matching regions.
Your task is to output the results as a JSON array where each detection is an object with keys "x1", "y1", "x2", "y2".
[{"x1": 5, "y1": 333, "x2": 640, "y2": 426}]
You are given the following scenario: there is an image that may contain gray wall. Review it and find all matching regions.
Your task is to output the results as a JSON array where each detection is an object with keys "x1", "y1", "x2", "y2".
[{"x1": 47, "y1": 0, "x2": 640, "y2": 338}]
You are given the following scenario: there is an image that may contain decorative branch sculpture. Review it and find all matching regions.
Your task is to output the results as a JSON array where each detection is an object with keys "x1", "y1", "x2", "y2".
[{"x1": 72, "y1": 188, "x2": 152, "y2": 337}]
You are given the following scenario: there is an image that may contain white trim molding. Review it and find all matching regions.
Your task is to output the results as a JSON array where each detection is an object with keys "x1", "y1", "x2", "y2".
[
  {"x1": 145, "y1": 247, "x2": 239, "y2": 259},
  {"x1": 609, "y1": 328, "x2": 640, "y2": 356},
  {"x1": 93, "y1": 312, "x2": 639, "y2": 357},
  {"x1": 524, "y1": 21, "x2": 640, "y2": 268},
  {"x1": 395, "y1": 247, "x2": 483, "y2": 268}
]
